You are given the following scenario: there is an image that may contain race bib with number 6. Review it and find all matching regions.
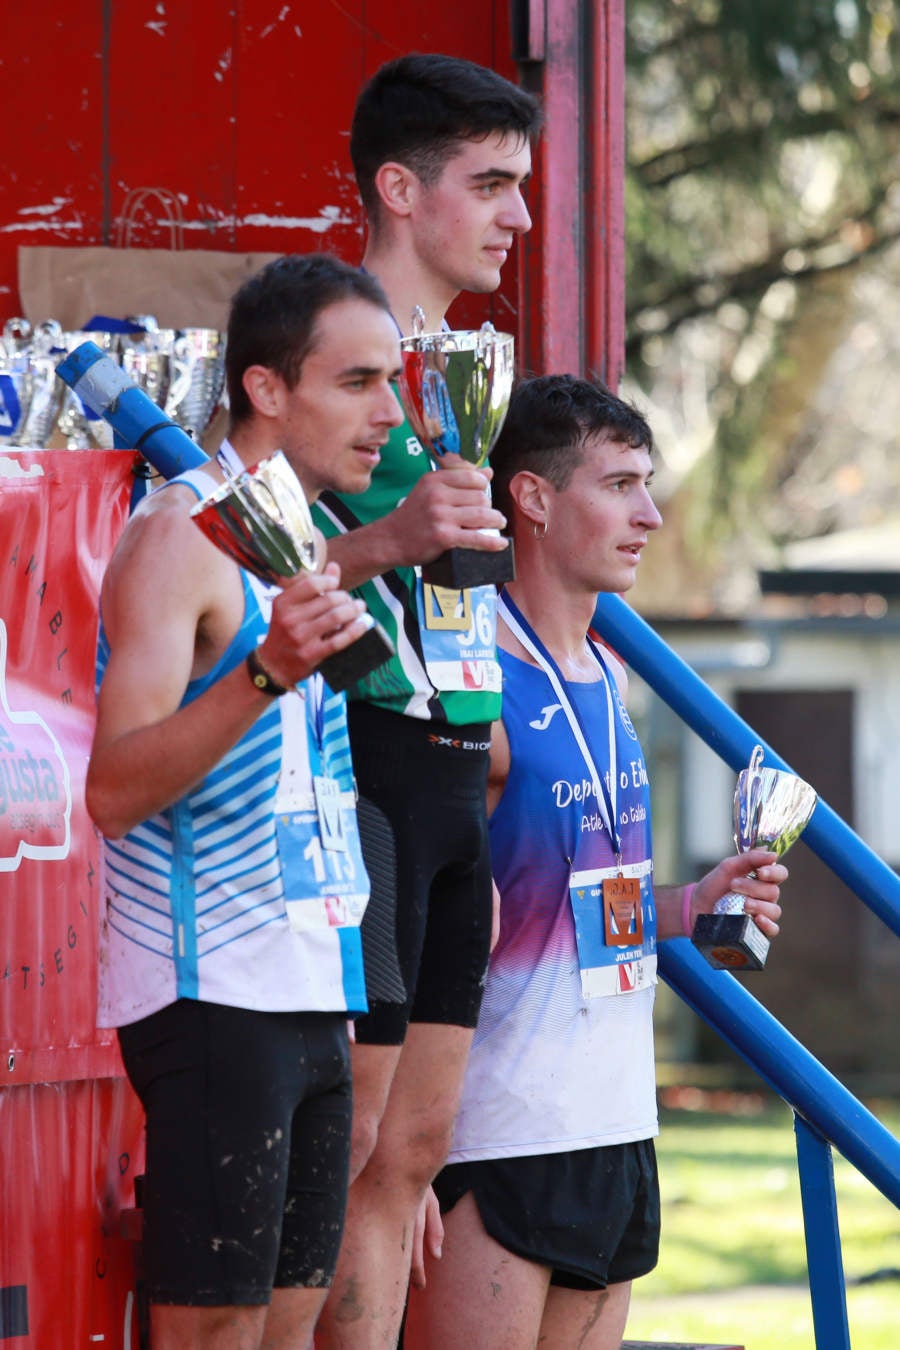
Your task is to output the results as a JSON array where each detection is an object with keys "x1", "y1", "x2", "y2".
[{"x1": 416, "y1": 578, "x2": 501, "y2": 693}]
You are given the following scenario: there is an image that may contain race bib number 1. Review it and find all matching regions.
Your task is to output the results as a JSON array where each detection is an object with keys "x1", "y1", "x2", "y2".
[{"x1": 277, "y1": 754, "x2": 368, "y2": 934}]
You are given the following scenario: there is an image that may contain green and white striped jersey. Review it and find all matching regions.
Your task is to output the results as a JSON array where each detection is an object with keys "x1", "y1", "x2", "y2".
[{"x1": 313, "y1": 415, "x2": 502, "y2": 726}]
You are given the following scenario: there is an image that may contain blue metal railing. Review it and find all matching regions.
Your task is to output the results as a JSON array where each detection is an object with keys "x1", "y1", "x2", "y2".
[
  {"x1": 593, "y1": 593, "x2": 900, "y2": 1350},
  {"x1": 593, "y1": 594, "x2": 900, "y2": 938}
]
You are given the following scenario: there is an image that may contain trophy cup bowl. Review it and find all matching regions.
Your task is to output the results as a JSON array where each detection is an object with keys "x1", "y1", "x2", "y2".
[
  {"x1": 691, "y1": 744, "x2": 818, "y2": 971},
  {"x1": 0, "y1": 319, "x2": 34, "y2": 446},
  {"x1": 191, "y1": 451, "x2": 394, "y2": 693},
  {"x1": 397, "y1": 322, "x2": 515, "y2": 589},
  {"x1": 6, "y1": 320, "x2": 66, "y2": 449},
  {"x1": 167, "y1": 328, "x2": 227, "y2": 440},
  {"x1": 120, "y1": 328, "x2": 179, "y2": 410},
  {"x1": 1, "y1": 317, "x2": 33, "y2": 352}
]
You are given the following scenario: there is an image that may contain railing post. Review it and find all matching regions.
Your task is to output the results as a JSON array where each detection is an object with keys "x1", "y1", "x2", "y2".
[
  {"x1": 515, "y1": 0, "x2": 626, "y2": 386},
  {"x1": 794, "y1": 1114, "x2": 852, "y2": 1350}
]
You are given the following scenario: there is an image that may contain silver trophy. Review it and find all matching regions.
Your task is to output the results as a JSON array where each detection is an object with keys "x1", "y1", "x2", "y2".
[
  {"x1": 397, "y1": 313, "x2": 515, "y2": 588},
  {"x1": 0, "y1": 318, "x2": 33, "y2": 445},
  {"x1": 191, "y1": 451, "x2": 393, "y2": 692},
  {"x1": 167, "y1": 327, "x2": 226, "y2": 439},
  {"x1": 691, "y1": 744, "x2": 818, "y2": 971},
  {"x1": 1, "y1": 319, "x2": 67, "y2": 448},
  {"x1": 121, "y1": 324, "x2": 184, "y2": 412}
]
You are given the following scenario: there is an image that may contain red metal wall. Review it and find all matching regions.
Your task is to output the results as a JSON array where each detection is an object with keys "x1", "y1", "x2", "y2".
[{"x1": 0, "y1": 1, "x2": 521, "y2": 333}]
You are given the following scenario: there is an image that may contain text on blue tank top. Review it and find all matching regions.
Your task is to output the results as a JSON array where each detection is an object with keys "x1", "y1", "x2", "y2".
[{"x1": 496, "y1": 595, "x2": 656, "y2": 997}]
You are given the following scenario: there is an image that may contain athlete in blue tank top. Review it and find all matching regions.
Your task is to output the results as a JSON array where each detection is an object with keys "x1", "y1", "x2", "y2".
[{"x1": 405, "y1": 375, "x2": 788, "y2": 1350}]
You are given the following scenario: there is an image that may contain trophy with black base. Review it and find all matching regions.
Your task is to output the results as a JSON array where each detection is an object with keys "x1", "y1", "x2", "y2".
[
  {"x1": 691, "y1": 744, "x2": 817, "y2": 971},
  {"x1": 397, "y1": 314, "x2": 515, "y2": 589},
  {"x1": 191, "y1": 451, "x2": 393, "y2": 694}
]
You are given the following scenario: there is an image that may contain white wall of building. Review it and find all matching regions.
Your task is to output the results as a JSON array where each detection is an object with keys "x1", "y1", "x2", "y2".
[{"x1": 651, "y1": 623, "x2": 900, "y2": 869}]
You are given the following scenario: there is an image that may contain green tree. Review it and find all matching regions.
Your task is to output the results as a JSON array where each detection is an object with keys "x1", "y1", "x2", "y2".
[{"x1": 624, "y1": 1, "x2": 900, "y2": 610}]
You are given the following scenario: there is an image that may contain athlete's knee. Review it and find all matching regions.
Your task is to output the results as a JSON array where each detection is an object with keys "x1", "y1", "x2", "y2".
[{"x1": 395, "y1": 1110, "x2": 457, "y2": 1193}]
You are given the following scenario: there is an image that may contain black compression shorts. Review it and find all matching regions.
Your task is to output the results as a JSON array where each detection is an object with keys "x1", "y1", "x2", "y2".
[
  {"x1": 433, "y1": 1141, "x2": 660, "y2": 1290},
  {"x1": 118, "y1": 999, "x2": 352, "y2": 1306},
  {"x1": 347, "y1": 702, "x2": 493, "y2": 1046}
]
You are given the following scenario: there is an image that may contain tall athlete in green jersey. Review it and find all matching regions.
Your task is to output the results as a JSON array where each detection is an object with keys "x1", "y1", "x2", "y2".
[{"x1": 314, "y1": 54, "x2": 540, "y2": 1349}]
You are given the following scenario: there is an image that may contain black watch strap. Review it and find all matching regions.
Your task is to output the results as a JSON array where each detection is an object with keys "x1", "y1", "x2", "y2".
[{"x1": 246, "y1": 647, "x2": 290, "y2": 697}]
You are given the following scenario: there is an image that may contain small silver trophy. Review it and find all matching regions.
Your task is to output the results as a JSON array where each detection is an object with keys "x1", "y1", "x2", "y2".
[
  {"x1": 397, "y1": 313, "x2": 515, "y2": 589},
  {"x1": 120, "y1": 324, "x2": 187, "y2": 415},
  {"x1": 691, "y1": 744, "x2": 818, "y2": 971},
  {"x1": 1, "y1": 319, "x2": 66, "y2": 448},
  {"x1": 191, "y1": 451, "x2": 394, "y2": 693},
  {"x1": 0, "y1": 318, "x2": 33, "y2": 445},
  {"x1": 167, "y1": 327, "x2": 227, "y2": 440}
]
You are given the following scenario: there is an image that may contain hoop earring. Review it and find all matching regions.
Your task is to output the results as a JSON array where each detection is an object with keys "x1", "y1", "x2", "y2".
[{"x1": 533, "y1": 519, "x2": 549, "y2": 540}]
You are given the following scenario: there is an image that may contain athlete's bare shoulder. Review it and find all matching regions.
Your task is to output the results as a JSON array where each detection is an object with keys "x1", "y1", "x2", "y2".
[{"x1": 101, "y1": 477, "x2": 243, "y2": 673}]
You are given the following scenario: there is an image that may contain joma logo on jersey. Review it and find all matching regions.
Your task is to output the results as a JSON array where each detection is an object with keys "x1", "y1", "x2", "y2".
[{"x1": 529, "y1": 703, "x2": 563, "y2": 731}]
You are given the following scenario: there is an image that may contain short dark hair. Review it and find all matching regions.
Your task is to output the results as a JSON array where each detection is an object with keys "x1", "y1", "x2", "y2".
[
  {"x1": 225, "y1": 253, "x2": 391, "y2": 423},
  {"x1": 490, "y1": 374, "x2": 654, "y2": 522},
  {"x1": 351, "y1": 53, "x2": 542, "y2": 217}
]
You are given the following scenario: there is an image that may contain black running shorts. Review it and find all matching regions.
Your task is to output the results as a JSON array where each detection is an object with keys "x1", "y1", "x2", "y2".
[
  {"x1": 347, "y1": 702, "x2": 494, "y2": 1046},
  {"x1": 118, "y1": 999, "x2": 352, "y2": 1306},
  {"x1": 433, "y1": 1140, "x2": 660, "y2": 1289}
]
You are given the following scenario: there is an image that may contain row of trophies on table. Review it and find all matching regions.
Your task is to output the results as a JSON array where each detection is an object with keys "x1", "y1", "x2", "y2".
[{"x1": 0, "y1": 316, "x2": 226, "y2": 449}]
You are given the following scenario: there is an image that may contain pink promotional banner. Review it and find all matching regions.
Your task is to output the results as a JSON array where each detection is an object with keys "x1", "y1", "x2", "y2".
[
  {"x1": 0, "y1": 450, "x2": 146, "y2": 1346},
  {"x1": 1, "y1": 450, "x2": 133, "y2": 1079}
]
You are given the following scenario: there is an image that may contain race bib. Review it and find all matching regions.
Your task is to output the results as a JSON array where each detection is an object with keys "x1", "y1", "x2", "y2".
[
  {"x1": 276, "y1": 794, "x2": 368, "y2": 933},
  {"x1": 273, "y1": 689, "x2": 369, "y2": 933},
  {"x1": 415, "y1": 578, "x2": 501, "y2": 693},
  {"x1": 569, "y1": 862, "x2": 656, "y2": 999}
]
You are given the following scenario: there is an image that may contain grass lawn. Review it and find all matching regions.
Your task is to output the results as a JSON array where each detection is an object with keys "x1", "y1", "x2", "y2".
[{"x1": 624, "y1": 1090, "x2": 900, "y2": 1350}]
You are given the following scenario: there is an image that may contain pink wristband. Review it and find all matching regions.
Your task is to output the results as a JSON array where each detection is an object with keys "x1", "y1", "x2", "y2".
[{"x1": 681, "y1": 883, "x2": 695, "y2": 938}]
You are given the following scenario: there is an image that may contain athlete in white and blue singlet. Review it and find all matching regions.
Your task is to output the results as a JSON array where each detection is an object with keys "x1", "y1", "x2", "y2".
[{"x1": 88, "y1": 255, "x2": 403, "y2": 1350}]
